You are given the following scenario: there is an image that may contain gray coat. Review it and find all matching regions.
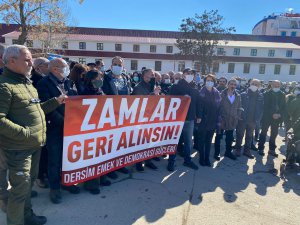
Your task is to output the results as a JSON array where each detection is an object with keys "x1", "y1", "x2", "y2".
[{"x1": 220, "y1": 88, "x2": 241, "y2": 130}]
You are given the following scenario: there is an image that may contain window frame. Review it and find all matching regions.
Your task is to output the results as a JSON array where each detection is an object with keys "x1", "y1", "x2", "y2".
[
  {"x1": 79, "y1": 42, "x2": 86, "y2": 50},
  {"x1": 228, "y1": 63, "x2": 235, "y2": 73},
  {"x1": 274, "y1": 64, "x2": 281, "y2": 75},
  {"x1": 155, "y1": 61, "x2": 162, "y2": 71},
  {"x1": 97, "y1": 43, "x2": 103, "y2": 51},
  {"x1": 250, "y1": 49, "x2": 257, "y2": 56},
  {"x1": 259, "y1": 64, "x2": 266, "y2": 74},
  {"x1": 131, "y1": 60, "x2": 138, "y2": 71},
  {"x1": 115, "y1": 43, "x2": 122, "y2": 51}
]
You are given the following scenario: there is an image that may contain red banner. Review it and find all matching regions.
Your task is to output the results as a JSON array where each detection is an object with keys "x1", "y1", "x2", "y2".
[{"x1": 62, "y1": 95, "x2": 190, "y2": 185}]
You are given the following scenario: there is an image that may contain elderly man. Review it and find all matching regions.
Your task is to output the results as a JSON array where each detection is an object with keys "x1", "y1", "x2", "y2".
[
  {"x1": 235, "y1": 79, "x2": 264, "y2": 159},
  {"x1": 160, "y1": 73, "x2": 172, "y2": 94},
  {"x1": 154, "y1": 71, "x2": 162, "y2": 84},
  {"x1": 31, "y1": 57, "x2": 49, "y2": 88},
  {"x1": 0, "y1": 45, "x2": 66, "y2": 225},
  {"x1": 95, "y1": 59, "x2": 105, "y2": 73},
  {"x1": 258, "y1": 80, "x2": 286, "y2": 157},
  {"x1": 37, "y1": 58, "x2": 78, "y2": 204}
]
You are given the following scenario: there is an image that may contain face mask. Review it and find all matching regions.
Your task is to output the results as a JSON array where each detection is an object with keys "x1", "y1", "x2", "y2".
[
  {"x1": 164, "y1": 79, "x2": 171, "y2": 84},
  {"x1": 294, "y1": 90, "x2": 300, "y2": 95},
  {"x1": 62, "y1": 67, "x2": 70, "y2": 78},
  {"x1": 184, "y1": 75, "x2": 194, "y2": 83},
  {"x1": 249, "y1": 85, "x2": 258, "y2": 92},
  {"x1": 195, "y1": 75, "x2": 201, "y2": 84},
  {"x1": 206, "y1": 81, "x2": 214, "y2": 88},
  {"x1": 92, "y1": 79, "x2": 103, "y2": 89},
  {"x1": 133, "y1": 76, "x2": 139, "y2": 82},
  {"x1": 111, "y1": 65, "x2": 123, "y2": 76},
  {"x1": 285, "y1": 88, "x2": 289, "y2": 92},
  {"x1": 100, "y1": 66, "x2": 106, "y2": 72},
  {"x1": 273, "y1": 88, "x2": 280, "y2": 93},
  {"x1": 174, "y1": 80, "x2": 179, "y2": 84}
]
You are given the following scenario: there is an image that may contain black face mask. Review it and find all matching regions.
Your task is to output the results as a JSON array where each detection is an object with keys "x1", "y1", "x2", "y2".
[{"x1": 150, "y1": 77, "x2": 156, "y2": 91}]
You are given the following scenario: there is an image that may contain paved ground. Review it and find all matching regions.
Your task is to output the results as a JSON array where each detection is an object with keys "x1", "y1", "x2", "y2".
[{"x1": 1, "y1": 127, "x2": 300, "y2": 225}]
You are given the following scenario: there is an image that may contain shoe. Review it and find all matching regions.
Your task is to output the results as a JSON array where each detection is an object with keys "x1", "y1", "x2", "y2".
[
  {"x1": 36, "y1": 179, "x2": 49, "y2": 189},
  {"x1": 85, "y1": 187, "x2": 100, "y2": 195},
  {"x1": 107, "y1": 171, "x2": 118, "y2": 179},
  {"x1": 224, "y1": 152, "x2": 237, "y2": 160},
  {"x1": 251, "y1": 145, "x2": 258, "y2": 151},
  {"x1": 243, "y1": 150, "x2": 255, "y2": 159},
  {"x1": 136, "y1": 163, "x2": 145, "y2": 172},
  {"x1": 235, "y1": 149, "x2": 241, "y2": 157},
  {"x1": 31, "y1": 190, "x2": 38, "y2": 198},
  {"x1": 167, "y1": 162, "x2": 175, "y2": 172},
  {"x1": 214, "y1": 155, "x2": 221, "y2": 161},
  {"x1": 49, "y1": 189, "x2": 62, "y2": 204},
  {"x1": 199, "y1": 161, "x2": 206, "y2": 167},
  {"x1": 25, "y1": 212, "x2": 47, "y2": 225},
  {"x1": 258, "y1": 150, "x2": 265, "y2": 156},
  {"x1": 99, "y1": 177, "x2": 111, "y2": 186},
  {"x1": 183, "y1": 161, "x2": 199, "y2": 170},
  {"x1": 118, "y1": 167, "x2": 129, "y2": 174},
  {"x1": 0, "y1": 198, "x2": 7, "y2": 213},
  {"x1": 152, "y1": 157, "x2": 161, "y2": 161},
  {"x1": 145, "y1": 162, "x2": 158, "y2": 170},
  {"x1": 205, "y1": 161, "x2": 212, "y2": 167},
  {"x1": 268, "y1": 151, "x2": 278, "y2": 158},
  {"x1": 62, "y1": 185, "x2": 80, "y2": 194}
]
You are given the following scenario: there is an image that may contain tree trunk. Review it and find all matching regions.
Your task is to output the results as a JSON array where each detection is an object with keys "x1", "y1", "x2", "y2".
[{"x1": 17, "y1": 0, "x2": 28, "y2": 45}]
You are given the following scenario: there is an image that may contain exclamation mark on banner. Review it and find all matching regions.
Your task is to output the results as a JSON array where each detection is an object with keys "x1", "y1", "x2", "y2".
[{"x1": 173, "y1": 125, "x2": 180, "y2": 140}]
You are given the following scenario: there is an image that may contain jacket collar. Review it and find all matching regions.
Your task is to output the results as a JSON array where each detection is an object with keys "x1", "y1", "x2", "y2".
[{"x1": 3, "y1": 67, "x2": 29, "y2": 83}]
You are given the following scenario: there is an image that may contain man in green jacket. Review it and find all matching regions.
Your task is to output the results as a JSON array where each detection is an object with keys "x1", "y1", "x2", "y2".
[{"x1": 0, "y1": 45, "x2": 67, "y2": 225}]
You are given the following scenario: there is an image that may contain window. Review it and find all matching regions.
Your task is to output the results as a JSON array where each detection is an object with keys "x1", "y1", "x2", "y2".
[
  {"x1": 212, "y1": 62, "x2": 219, "y2": 73},
  {"x1": 289, "y1": 65, "x2": 296, "y2": 75},
  {"x1": 286, "y1": 50, "x2": 293, "y2": 57},
  {"x1": 217, "y1": 48, "x2": 225, "y2": 56},
  {"x1": 115, "y1": 44, "x2": 122, "y2": 51},
  {"x1": 79, "y1": 58, "x2": 86, "y2": 64},
  {"x1": 178, "y1": 61, "x2": 185, "y2": 72},
  {"x1": 228, "y1": 63, "x2": 235, "y2": 73},
  {"x1": 291, "y1": 31, "x2": 297, "y2": 37},
  {"x1": 155, "y1": 61, "x2": 162, "y2": 71},
  {"x1": 150, "y1": 45, "x2": 156, "y2": 53},
  {"x1": 281, "y1": 31, "x2": 287, "y2": 36},
  {"x1": 62, "y1": 41, "x2": 68, "y2": 49},
  {"x1": 233, "y1": 48, "x2": 240, "y2": 56},
  {"x1": 97, "y1": 43, "x2": 103, "y2": 50},
  {"x1": 133, "y1": 44, "x2": 140, "y2": 52},
  {"x1": 250, "y1": 49, "x2": 257, "y2": 56},
  {"x1": 243, "y1": 63, "x2": 250, "y2": 74},
  {"x1": 268, "y1": 49, "x2": 275, "y2": 57},
  {"x1": 274, "y1": 65, "x2": 281, "y2": 75},
  {"x1": 26, "y1": 40, "x2": 33, "y2": 48},
  {"x1": 12, "y1": 39, "x2": 18, "y2": 44},
  {"x1": 79, "y1": 42, "x2": 86, "y2": 50},
  {"x1": 131, "y1": 60, "x2": 138, "y2": 71},
  {"x1": 166, "y1": 46, "x2": 173, "y2": 53},
  {"x1": 291, "y1": 21, "x2": 298, "y2": 29},
  {"x1": 259, "y1": 64, "x2": 266, "y2": 74}
]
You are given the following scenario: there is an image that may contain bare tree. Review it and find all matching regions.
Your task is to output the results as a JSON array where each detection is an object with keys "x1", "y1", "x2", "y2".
[{"x1": 176, "y1": 10, "x2": 235, "y2": 74}]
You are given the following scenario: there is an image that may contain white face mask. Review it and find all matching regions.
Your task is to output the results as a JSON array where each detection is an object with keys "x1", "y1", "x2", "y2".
[
  {"x1": 184, "y1": 75, "x2": 194, "y2": 83},
  {"x1": 206, "y1": 81, "x2": 214, "y2": 88},
  {"x1": 62, "y1": 67, "x2": 70, "y2": 78},
  {"x1": 249, "y1": 85, "x2": 258, "y2": 92},
  {"x1": 174, "y1": 79, "x2": 179, "y2": 84},
  {"x1": 164, "y1": 79, "x2": 171, "y2": 84},
  {"x1": 273, "y1": 88, "x2": 280, "y2": 93},
  {"x1": 285, "y1": 88, "x2": 289, "y2": 92},
  {"x1": 111, "y1": 65, "x2": 123, "y2": 76}
]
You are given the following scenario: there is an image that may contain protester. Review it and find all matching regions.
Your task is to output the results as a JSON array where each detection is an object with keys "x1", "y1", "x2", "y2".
[
  {"x1": 95, "y1": 59, "x2": 105, "y2": 73},
  {"x1": 69, "y1": 63, "x2": 88, "y2": 95},
  {"x1": 167, "y1": 68, "x2": 201, "y2": 171},
  {"x1": 37, "y1": 58, "x2": 79, "y2": 204},
  {"x1": 102, "y1": 56, "x2": 131, "y2": 178},
  {"x1": 131, "y1": 71, "x2": 141, "y2": 88},
  {"x1": 217, "y1": 77, "x2": 227, "y2": 92},
  {"x1": 132, "y1": 68, "x2": 161, "y2": 171},
  {"x1": 0, "y1": 45, "x2": 66, "y2": 225},
  {"x1": 160, "y1": 73, "x2": 172, "y2": 94},
  {"x1": 87, "y1": 62, "x2": 96, "y2": 71},
  {"x1": 173, "y1": 72, "x2": 183, "y2": 84},
  {"x1": 235, "y1": 79, "x2": 264, "y2": 158},
  {"x1": 258, "y1": 80, "x2": 286, "y2": 157},
  {"x1": 196, "y1": 74, "x2": 221, "y2": 167},
  {"x1": 154, "y1": 71, "x2": 162, "y2": 85},
  {"x1": 214, "y1": 79, "x2": 240, "y2": 160}
]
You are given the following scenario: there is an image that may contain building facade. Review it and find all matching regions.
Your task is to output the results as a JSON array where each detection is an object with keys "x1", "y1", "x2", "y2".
[{"x1": 1, "y1": 24, "x2": 300, "y2": 82}]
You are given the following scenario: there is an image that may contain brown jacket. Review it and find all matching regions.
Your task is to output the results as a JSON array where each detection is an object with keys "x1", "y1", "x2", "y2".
[{"x1": 220, "y1": 88, "x2": 241, "y2": 130}]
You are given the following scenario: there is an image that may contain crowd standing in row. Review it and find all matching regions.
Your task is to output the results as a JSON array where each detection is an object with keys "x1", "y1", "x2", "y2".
[{"x1": 0, "y1": 44, "x2": 300, "y2": 225}]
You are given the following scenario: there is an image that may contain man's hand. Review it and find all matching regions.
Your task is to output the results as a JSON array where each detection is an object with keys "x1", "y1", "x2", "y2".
[
  {"x1": 56, "y1": 94, "x2": 68, "y2": 104},
  {"x1": 196, "y1": 118, "x2": 202, "y2": 124},
  {"x1": 154, "y1": 86, "x2": 161, "y2": 95}
]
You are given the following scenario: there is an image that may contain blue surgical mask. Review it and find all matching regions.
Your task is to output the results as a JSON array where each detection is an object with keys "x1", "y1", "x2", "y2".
[
  {"x1": 111, "y1": 66, "x2": 123, "y2": 76},
  {"x1": 195, "y1": 75, "x2": 201, "y2": 83},
  {"x1": 273, "y1": 88, "x2": 280, "y2": 93},
  {"x1": 133, "y1": 76, "x2": 139, "y2": 82},
  {"x1": 100, "y1": 66, "x2": 106, "y2": 72},
  {"x1": 206, "y1": 81, "x2": 214, "y2": 88}
]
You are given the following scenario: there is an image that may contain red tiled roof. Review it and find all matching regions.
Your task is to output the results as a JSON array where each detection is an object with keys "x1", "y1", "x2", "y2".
[{"x1": 0, "y1": 24, "x2": 19, "y2": 43}]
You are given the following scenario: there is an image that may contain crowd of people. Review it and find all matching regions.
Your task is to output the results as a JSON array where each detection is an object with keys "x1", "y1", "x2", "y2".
[{"x1": 0, "y1": 44, "x2": 300, "y2": 225}]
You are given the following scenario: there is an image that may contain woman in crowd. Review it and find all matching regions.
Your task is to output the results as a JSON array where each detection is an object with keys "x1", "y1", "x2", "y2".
[
  {"x1": 131, "y1": 71, "x2": 141, "y2": 88},
  {"x1": 69, "y1": 63, "x2": 88, "y2": 95},
  {"x1": 196, "y1": 74, "x2": 221, "y2": 167}
]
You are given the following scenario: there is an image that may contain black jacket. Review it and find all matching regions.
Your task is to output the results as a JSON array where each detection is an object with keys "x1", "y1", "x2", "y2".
[
  {"x1": 102, "y1": 70, "x2": 131, "y2": 95},
  {"x1": 262, "y1": 89, "x2": 286, "y2": 122},
  {"x1": 168, "y1": 79, "x2": 201, "y2": 121},
  {"x1": 37, "y1": 73, "x2": 77, "y2": 132},
  {"x1": 132, "y1": 80, "x2": 153, "y2": 95},
  {"x1": 30, "y1": 69, "x2": 44, "y2": 88}
]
